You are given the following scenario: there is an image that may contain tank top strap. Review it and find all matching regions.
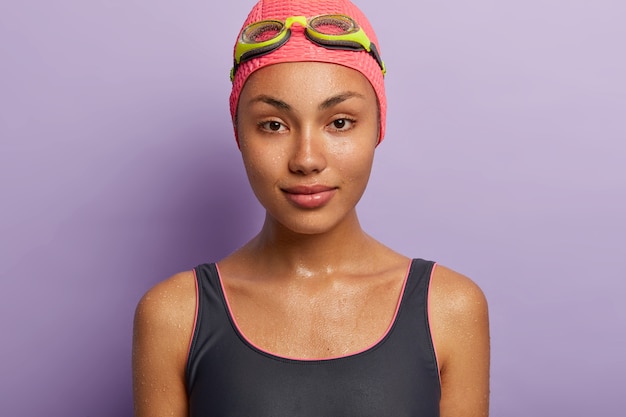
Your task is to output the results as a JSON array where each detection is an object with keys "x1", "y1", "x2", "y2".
[
  {"x1": 395, "y1": 258, "x2": 439, "y2": 383},
  {"x1": 400, "y1": 258, "x2": 436, "y2": 317},
  {"x1": 186, "y1": 262, "x2": 226, "y2": 393}
]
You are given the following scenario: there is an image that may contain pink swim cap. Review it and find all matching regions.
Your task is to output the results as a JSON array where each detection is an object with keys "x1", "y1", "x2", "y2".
[{"x1": 229, "y1": 0, "x2": 387, "y2": 143}]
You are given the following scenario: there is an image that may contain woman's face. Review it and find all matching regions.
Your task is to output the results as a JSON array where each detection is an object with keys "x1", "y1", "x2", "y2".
[{"x1": 237, "y1": 61, "x2": 379, "y2": 235}]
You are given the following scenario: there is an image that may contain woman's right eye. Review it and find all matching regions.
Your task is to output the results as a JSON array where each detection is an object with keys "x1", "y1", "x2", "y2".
[{"x1": 259, "y1": 120, "x2": 287, "y2": 132}]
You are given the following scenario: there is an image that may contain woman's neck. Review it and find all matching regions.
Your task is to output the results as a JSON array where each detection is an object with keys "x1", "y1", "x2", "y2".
[{"x1": 240, "y1": 211, "x2": 379, "y2": 279}]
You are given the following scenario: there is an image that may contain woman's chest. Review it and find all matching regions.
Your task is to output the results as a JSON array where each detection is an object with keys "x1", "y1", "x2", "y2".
[{"x1": 223, "y1": 276, "x2": 404, "y2": 359}]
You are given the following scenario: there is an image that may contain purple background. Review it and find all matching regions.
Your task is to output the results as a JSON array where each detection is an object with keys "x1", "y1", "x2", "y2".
[{"x1": 1, "y1": 0, "x2": 624, "y2": 416}]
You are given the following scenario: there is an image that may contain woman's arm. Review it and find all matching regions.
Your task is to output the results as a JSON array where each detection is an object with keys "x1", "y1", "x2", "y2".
[
  {"x1": 429, "y1": 265, "x2": 491, "y2": 417},
  {"x1": 132, "y1": 271, "x2": 196, "y2": 417}
]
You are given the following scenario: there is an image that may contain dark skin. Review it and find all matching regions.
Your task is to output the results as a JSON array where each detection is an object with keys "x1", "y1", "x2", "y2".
[{"x1": 133, "y1": 62, "x2": 490, "y2": 417}]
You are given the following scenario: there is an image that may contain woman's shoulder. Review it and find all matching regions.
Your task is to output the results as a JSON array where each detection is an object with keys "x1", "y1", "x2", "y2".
[
  {"x1": 429, "y1": 263, "x2": 488, "y2": 315},
  {"x1": 133, "y1": 270, "x2": 197, "y2": 341},
  {"x1": 428, "y1": 264, "x2": 490, "y2": 414},
  {"x1": 427, "y1": 263, "x2": 489, "y2": 367},
  {"x1": 132, "y1": 271, "x2": 197, "y2": 416}
]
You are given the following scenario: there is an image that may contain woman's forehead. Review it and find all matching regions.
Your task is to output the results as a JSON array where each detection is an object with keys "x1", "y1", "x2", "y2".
[{"x1": 240, "y1": 62, "x2": 376, "y2": 104}]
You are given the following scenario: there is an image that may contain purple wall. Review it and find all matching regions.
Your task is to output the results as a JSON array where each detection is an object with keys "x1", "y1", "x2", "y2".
[{"x1": 1, "y1": 1, "x2": 624, "y2": 416}]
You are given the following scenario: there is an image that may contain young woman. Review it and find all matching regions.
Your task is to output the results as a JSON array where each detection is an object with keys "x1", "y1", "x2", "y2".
[{"x1": 132, "y1": 1, "x2": 490, "y2": 416}]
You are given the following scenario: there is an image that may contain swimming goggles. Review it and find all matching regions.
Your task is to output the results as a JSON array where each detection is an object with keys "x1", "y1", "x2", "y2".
[{"x1": 230, "y1": 14, "x2": 386, "y2": 81}]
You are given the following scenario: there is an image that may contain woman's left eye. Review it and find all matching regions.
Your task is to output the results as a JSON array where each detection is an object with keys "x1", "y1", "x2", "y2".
[
  {"x1": 328, "y1": 118, "x2": 355, "y2": 131},
  {"x1": 259, "y1": 120, "x2": 287, "y2": 132}
]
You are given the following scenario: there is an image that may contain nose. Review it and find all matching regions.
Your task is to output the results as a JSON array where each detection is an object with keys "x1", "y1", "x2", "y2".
[{"x1": 287, "y1": 128, "x2": 327, "y2": 175}]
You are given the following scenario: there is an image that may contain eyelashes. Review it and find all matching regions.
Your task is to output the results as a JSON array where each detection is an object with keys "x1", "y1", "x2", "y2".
[
  {"x1": 328, "y1": 118, "x2": 356, "y2": 132},
  {"x1": 257, "y1": 117, "x2": 357, "y2": 134},
  {"x1": 258, "y1": 120, "x2": 287, "y2": 132}
]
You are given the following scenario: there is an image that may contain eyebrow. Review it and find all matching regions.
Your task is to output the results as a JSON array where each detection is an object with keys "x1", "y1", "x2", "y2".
[
  {"x1": 249, "y1": 95, "x2": 291, "y2": 111},
  {"x1": 319, "y1": 92, "x2": 365, "y2": 110},
  {"x1": 248, "y1": 91, "x2": 366, "y2": 112}
]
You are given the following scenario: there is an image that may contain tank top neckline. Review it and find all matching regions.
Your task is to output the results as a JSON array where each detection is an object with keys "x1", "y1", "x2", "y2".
[{"x1": 212, "y1": 259, "x2": 415, "y2": 363}]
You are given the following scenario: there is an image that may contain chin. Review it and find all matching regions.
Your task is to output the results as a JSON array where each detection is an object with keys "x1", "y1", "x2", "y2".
[{"x1": 266, "y1": 210, "x2": 352, "y2": 236}]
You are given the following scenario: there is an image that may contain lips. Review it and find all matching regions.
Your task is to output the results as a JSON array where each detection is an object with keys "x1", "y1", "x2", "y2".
[{"x1": 281, "y1": 185, "x2": 338, "y2": 209}]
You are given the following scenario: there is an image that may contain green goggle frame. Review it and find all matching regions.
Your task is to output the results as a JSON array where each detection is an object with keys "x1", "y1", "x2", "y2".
[{"x1": 231, "y1": 15, "x2": 386, "y2": 81}]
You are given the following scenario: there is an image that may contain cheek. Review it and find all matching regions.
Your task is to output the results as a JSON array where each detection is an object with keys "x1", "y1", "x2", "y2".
[
  {"x1": 240, "y1": 146, "x2": 283, "y2": 191},
  {"x1": 241, "y1": 153, "x2": 266, "y2": 186},
  {"x1": 334, "y1": 146, "x2": 375, "y2": 186}
]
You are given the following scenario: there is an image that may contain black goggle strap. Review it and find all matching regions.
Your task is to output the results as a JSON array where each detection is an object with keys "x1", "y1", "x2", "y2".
[{"x1": 304, "y1": 31, "x2": 385, "y2": 73}]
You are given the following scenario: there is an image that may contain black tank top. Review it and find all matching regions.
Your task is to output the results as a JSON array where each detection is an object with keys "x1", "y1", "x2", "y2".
[{"x1": 186, "y1": 259, "x2": 440, "y2": 416}]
